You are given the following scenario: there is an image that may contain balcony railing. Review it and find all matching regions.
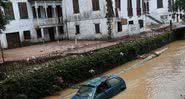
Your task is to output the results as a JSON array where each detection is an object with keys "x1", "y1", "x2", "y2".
[{"x1": 34, "y1": 17, "x2": 63, "y2": 27}]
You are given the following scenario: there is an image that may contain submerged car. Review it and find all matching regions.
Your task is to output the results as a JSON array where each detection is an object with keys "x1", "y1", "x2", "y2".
[{"x1": 71, "y1": 75, "x2": 126, "y2": 99}]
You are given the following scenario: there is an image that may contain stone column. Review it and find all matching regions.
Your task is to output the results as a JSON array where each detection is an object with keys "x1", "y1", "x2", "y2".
[
  {"x1": 35, "y1": 1, "x2": 39, "y2": 25},
  {"x1": 44, "y1": 1, "x2": 48, "y2": 18},
  {"x1": 53, "y1": 1, "x2": 57, "y2": 17},
  {"x1": 41, "y1": 28, "x2": 45, "y2": 42},
  {"x1": 56, "y1": 26, "x2": 59, "y2": 42}
]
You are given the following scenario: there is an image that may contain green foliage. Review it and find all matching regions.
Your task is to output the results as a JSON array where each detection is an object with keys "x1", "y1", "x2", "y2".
[
  {"x1": 173, "y1": 0, "x2": 185, "y2": 12},
  {"x1": 0, "y1": 33, "x2": 175, "y2": 99},
  {"x1": 0, "y1": 0, "x2": 8, "y2": 30}
]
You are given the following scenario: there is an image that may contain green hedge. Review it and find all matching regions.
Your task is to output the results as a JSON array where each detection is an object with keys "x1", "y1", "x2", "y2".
[{"x1": 0, "y1": 32, "x2": 175, "y2": 99}]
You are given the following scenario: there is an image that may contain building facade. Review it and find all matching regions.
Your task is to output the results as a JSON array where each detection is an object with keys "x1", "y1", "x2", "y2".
[
  {"x1": 62, "y1": 0, "x2": 145, "y2": 39},
  {"x1": 145, "y1": 0, "x2": 183, "y2": 25},
  {"x1": 1, "y1": 0, "x2": 181, "y2": 49},
  {"x1": 0, "y1": 0, "x2": 64, "y2": 48}
]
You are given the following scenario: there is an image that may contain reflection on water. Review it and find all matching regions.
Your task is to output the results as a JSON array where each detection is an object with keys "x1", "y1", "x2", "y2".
[{"x1": 45, "y1": 40, "x2": 185, "y2": 99}]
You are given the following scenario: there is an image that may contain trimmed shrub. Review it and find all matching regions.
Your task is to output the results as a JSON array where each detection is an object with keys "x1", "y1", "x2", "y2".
[{"x1": 0, "y1": 32, "x2": 175, "y2": 99}]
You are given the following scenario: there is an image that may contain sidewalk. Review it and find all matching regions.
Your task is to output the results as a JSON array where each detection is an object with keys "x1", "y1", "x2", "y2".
[{"x1": 0, "y1": 41, "x2": 102, "y2": 63}]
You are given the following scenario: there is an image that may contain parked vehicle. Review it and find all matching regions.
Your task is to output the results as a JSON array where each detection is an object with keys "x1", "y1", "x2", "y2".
[{"x1": 71, "y1": 75, "x2": 126, "y2": 99}]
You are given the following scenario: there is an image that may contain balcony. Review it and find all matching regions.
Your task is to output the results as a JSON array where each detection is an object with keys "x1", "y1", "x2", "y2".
[{"x1": 34, "y1": 17, "x2": 63, "y2": 27}]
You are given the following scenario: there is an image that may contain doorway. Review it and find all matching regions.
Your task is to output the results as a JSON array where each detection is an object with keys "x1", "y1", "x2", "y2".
[{"x1": 48, "y1": 27, "x2": 55, "y2": 41}]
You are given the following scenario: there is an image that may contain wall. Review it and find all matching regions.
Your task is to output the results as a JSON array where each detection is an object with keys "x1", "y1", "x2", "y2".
[
  {"x1": 148, "y1": 0, "x2": 172, "y2": 24},
  {"x1": 1, "y1": 0, "x2": 35, "y2": 48},
  {"x1": 62, "y1": 0, "x2": 145, "y2": 40}
]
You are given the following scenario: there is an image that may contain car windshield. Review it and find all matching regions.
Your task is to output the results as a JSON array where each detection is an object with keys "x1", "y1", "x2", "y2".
[{"x1": 76, "y1": 85, "x2": 95, "y2": 97}]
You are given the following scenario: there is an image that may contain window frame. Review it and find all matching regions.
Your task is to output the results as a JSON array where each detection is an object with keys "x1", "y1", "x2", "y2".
[
  {"x1": 75, "y1": 25, "x2": 80, "y2": 35},
  {"x1": 23, "y1": 30, "x2": 31, "y2": 40},
  {"x1": 95, "y1": 23, "x2": 101, "y2": 34},
  {"x1": 92, "y1": 0, "x2": 100, "y2": 11},
  {"x1": 117, "y1": 22, "x2": 122, "y2": 32},
  {"x1": 18, "y1": 2, "x2": 29, "y2": 19},
  {"x1": 36, "y1": 28, "x2": 42, "y2": 39},
  {"x1": 73, "y1": 0, "x2": 80, "y2": 14},
  {"x1": 157, "y1": 0, "x2": 163, "y2": 8}
]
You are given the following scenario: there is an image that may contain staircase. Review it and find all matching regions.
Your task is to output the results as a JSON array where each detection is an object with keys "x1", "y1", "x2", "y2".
[{"x1": 146, "y1": 14, "x2": 163, "y2": 24}]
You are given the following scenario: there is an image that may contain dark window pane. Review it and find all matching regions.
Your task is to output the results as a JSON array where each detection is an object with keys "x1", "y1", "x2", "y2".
[
  {"x1": 58, "y1": 26, "x2": 64, "y2": 34},
  {"x1": 18, "y1": 2, "x2": 28, "y2": 19},
  {"x1": 24, "y1": 31, "x2": 31, "y2": 40},
  {"x1": 117, "y1": 22, "x2": 122, "y2": 32},
  {"x1": 37, "y1": 28, "x2": 42, "y2": 38},
  {"x1": 32, "y1": 7, "x2": 37, "y2": 18},
  {"x1": 56, "y1": 5, "x2": 63, "y2": 17},
  {"x1": 76, "y1": 25, "x2": 80, "y2": 34},
  {"x1": 138, "y1": 20, "x2": 144, "y2": 28},
  {"x1": 92, "y1": 0, "x2": 100, "y2": 11},
  {"x1": 129, "y1": 21, "x2": 134, "y2": 24},
  {"x1": 95, "y1": 24, "x2": 100, "y2": 33},
  {"x1": 157, "y1": 0, "x2": 163, "y2": 8},
  {"x1": 47, "y1": 6, "x2": 53, "y2": 18},
  {"x1": 137, "y1": 0, "x2": 141, "y2": 16},
  {"x1": 73, "y1": 0, "x2": 80, "y2": 13},
  {"x1": 127, "y1": 0, "x2": 133, "y2": 17},
  {"x1": 115, "y1": 0, "x2": 121, "y2": 10}
]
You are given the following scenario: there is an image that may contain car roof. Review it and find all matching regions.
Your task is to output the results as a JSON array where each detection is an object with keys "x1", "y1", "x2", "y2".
[{"x1": 85, "y1": 75, "x2": 118, "y2": 87}]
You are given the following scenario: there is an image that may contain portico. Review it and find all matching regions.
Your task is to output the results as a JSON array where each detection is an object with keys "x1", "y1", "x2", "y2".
[{"x1": 29, "y1": 0, "x2": 64, "y2": 41}]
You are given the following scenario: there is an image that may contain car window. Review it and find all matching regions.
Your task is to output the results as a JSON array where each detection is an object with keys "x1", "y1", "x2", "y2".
[
  {"x1": 107, "y1": 78, "x2": 120, "y2": 87},
  {"x1": 76, "y1": 85, "x2": 95, "y2": 97},
  {"x1": 96, "y1": 82, "x2": 109, "y2": 95}
]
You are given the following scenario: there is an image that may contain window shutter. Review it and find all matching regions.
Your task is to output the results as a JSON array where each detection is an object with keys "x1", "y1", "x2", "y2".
[
  {"x1": 127, "y1": 0, "x2": 133, "y2": 17},
  {"x1": 18, "y1": 3, "x2": 28, "y2": 19},
  {"x1": 92, "y1": 0, "x2": 100, "y2": 11},
  {"x1": 137, "y1": 0, "x2": 141, "y2": 16},
  {"x1": 95, "y1": 24, "x2": 100, "y2": 33},
  {"x1": 73, "y1": 0, "x2": 80, "y2": 13}
]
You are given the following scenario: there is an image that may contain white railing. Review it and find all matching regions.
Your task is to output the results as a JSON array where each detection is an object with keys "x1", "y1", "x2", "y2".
[{"x1": 34, "y1": 17, "x2": 63, "y2": 26}]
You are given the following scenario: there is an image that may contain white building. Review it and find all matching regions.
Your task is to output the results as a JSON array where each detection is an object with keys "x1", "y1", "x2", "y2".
[
  {"x1": 0, "y1": 0, "x2": 63, "y2": 48},
  {"x1": 1, "y1": 0, "x2": 182, "y2": 49},
  {"x1": 62, "y1": 0, "x2": 145, "y2": 39},
  {"x1": 145, "y1": 0, "x2": 183, "y2": 24}
]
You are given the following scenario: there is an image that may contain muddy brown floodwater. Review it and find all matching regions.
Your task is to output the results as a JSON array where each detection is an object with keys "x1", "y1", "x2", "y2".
[{"x1": 45, "y1": 40, "x2": 185, "y2": 99}]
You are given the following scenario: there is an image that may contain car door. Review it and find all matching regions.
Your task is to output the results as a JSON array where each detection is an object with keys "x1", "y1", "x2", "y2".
[
  {"x1": 105, "y1": 78, "x2": 122, "y2": 97},
  {"x1": 95, "y1": 82, "x2": 110, "y2": 99}
]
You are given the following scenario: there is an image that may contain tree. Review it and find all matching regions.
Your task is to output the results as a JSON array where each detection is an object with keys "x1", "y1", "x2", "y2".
[
  {"x1": 0, "y1": 0, "x2": 8, "y2": 63},
  {"x1": 0, "y1": 0, "x2": 8, "y2": 30},
  {"x1": 173, "y1": 0, "x2": 185, "y2": 21}
]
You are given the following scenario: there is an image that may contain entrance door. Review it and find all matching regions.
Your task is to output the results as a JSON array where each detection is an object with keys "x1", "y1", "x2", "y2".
[
  {"x1": 48, "y1": 27, "x2": 55, "y2": 41},
  {"x1": 6, "y1": 32, "x2": 21, "y2": 48}
]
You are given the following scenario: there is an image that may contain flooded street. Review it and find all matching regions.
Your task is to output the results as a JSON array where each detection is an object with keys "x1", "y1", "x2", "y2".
[
  {"x1": 112, "y1": 40, "x2": 185, "y2": 99},
  {"x1": 46, "y1": 40, "x2": 185, "y2": 99}
]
